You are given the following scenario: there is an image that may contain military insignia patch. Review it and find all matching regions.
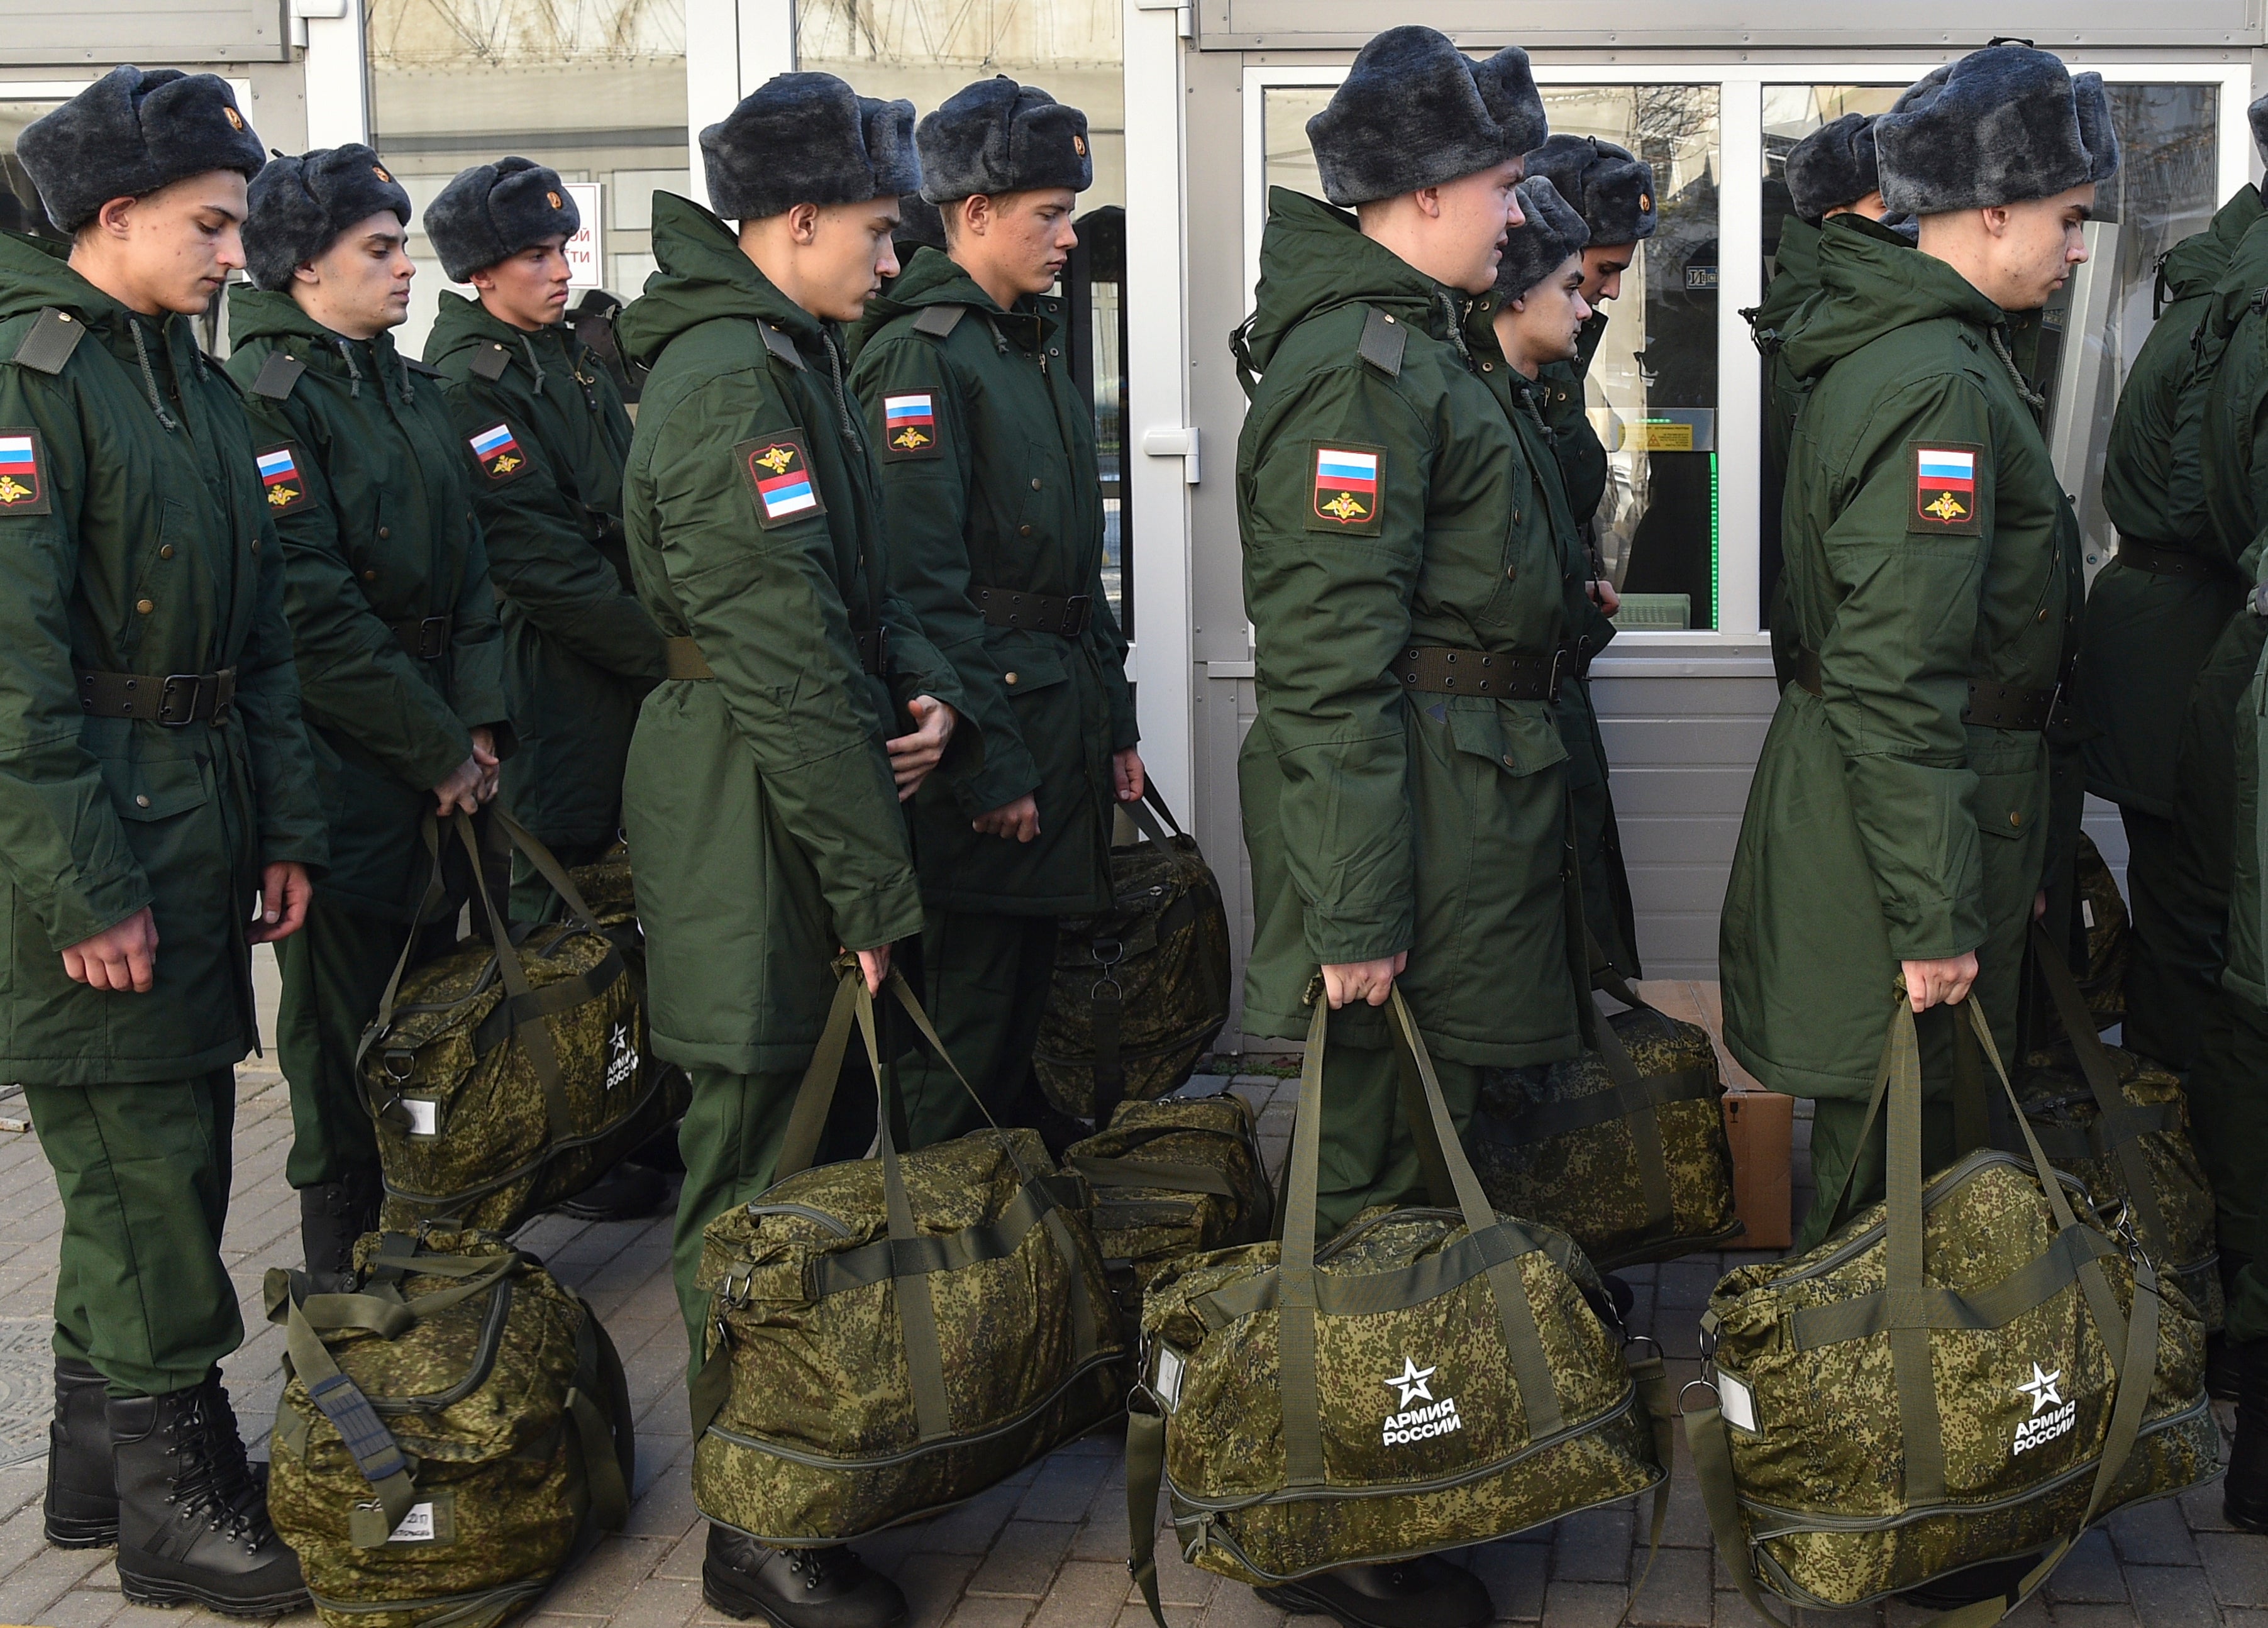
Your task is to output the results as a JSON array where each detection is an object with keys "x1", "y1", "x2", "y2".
[
  {"x1": 224, "y1": 106, "x2": 244, "y2": 131},
  {"x1": 255, "y1": 442, "x2": 312, "y2": 514},
  {"x1": 1306, "y1": 441, "x2": 1386, "y2": 536},
  {"x1": 736, "y1": 435, "x2": 826, "y2": 529},
  {"x1": 1910, "y1": 440, "x2": 1984, "y2": 535},
  {"x1": 0, "y1": 428, "x2": 50, "y2": 515},
  {"x1": 880, "y1": 392, "x2": 942, "y2": 461},
  {"x1": 468, "y1": 421, "x2": 531, "y2": 484}
]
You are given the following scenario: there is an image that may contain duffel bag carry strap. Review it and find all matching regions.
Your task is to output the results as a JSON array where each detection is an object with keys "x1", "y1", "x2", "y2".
[
  {"x1": 1088, "y1": 785, "x2": 1201, "y2": 1122},
  {"x1": 564, "y1": 1309, "x2": 632, "y2": 1533},
  {"x1": 1686, "y1": 997, "x2": 2163, "y2": 1627}
]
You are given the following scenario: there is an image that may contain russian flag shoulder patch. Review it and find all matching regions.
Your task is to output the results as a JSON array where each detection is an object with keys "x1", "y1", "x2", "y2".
[
  {"x1": 736, "y1": 434, "x2": 826, "y2": 529},
  {"x1": 469, "y1": 420, "x2": 531, "y2": 484},
  {"x1": 1307, "y1": 440, "x2": 1386, "y2": 536},
  {"x1": 880, "y1": 390, "x2": 942, "y2": 462},
  {"x1": 255, "y1": 441, "x2": 311, "y2": 515},
  {"x1": 0, "y1": 427, "x2": 48, "y2": 515},
  {"x1": 1910, "y1": 440, "x2": 1983, "y2": 536}
]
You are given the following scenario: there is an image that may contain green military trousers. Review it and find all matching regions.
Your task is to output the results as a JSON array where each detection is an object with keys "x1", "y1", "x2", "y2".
[
  {"x1": 1561, "y1": 679, "x2": 1642, "y2": 978},
  {"x1": 2186, "y1": 990, "x2": 2268, "y2": 1343},
  {"x1": 25, "y1": 1072, "x2": 241, "y2": 1397},
  {"x1": 2122, "y1": 807, "x2": 2219, "y2": 1072},
  {"x1": 895, "y1": 909, "x2": 1057, "y2": 1148},
  {"x1": 1313, "y1": 1017, "x2": 1484, "y2": 1243}
]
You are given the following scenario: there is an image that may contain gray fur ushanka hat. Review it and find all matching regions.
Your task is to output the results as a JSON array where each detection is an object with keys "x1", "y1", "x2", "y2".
[
  {"x1": 1876, "y1": 45, "x2": 2119, "y2": 214},
  {"x1": 425, "y1": 158, "x2": 580, "y2": 282},
  {"x1": 1523, "y1": 135, "x2": 1656, "y2": 247},
  {"x1": 702, "y1": 72, "x2": 920, "y2": 221},
  {"x1": 2250, "y1": 92, "x2": 2268, "y2": 164},
  {"x1": 1494, "y1": 177, "x2": 1590, "y2": 300},
  {"x1": 1785, "y1": 113, "x2": 1881, "y2": 224},
  {"x1": 919, "y1": 76, "x2": 1092, "y2": 204},
  {"x1": 16, "y1": 65, "x2": 266, "y2": 233},
  {"x1": 1305, "y1": 26, "x2": 1547, "y2": 207},
  {"x1": 243, "y1": 145, "x2": 413, "y2": 291}
]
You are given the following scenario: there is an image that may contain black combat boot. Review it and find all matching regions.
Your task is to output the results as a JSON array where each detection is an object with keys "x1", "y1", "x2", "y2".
[
  {"x1": 109, "y1": 1384, "x2": 308, "y2": 1615},
  {"x1": 2228, "y1": 1337, "x2": 2268, "y2": 1533},
  {"x1": 553, "y1": 1160, "x2": 668, "y2": 1222},
  {"x1": 1256, "y1": 1555, "x2": 1494, "y2": 1628},
  {"x1": 701, "y1": 1524, "x2": 905, "y2": 1628},
  {"x1": 299, "y1": 1165, "x2": 384, "y2": 1294},
  {"x1": 44, "y1": 1358, "x2": 116, "y2": 1547}
]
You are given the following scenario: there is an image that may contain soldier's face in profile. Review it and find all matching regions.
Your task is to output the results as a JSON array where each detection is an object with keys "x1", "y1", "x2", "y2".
[
  {"x1": 1992, "y1": 182, "x2": 2095, "y2": 311},
  {"x1": 1493, "y1": 253, "x2": 1593, "y2": 375},
  {"x1": 76, "y1": 171, "x2": 248, "y2": 317},
  {"x1": 1429, "y1": 157, "x2": 1529, "y2": 296},
  {"x1": 472, "y1": 235, "x2": 572, "y2": 330},
  {"x1": 950, "y1": 187, "x2": 1079, "y2": 299},
  {"x1": 297, "y1": 210, "x2": 415, "y2": 334},
  {"x1": 803, "y1": 196, "x2": 903, "y2": 322},
  {"x1": 1578, "y1": 244, "x2": 1634, "y2": 306}
]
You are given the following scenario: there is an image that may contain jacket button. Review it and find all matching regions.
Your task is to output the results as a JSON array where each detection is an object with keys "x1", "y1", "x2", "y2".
[
  {"x1": 1505, "y1": 566, "x2": 1517, "y2": 582},
  {"x1": 1031, "y1": 478, "x2": 1042, "y2": 490},
  {"x1": 135, "y1": 794, "x2": 151, "y2": 808},
  {"x1": 1502, "y1": 755, "x2": 1515, "y2": 768},
  {"x1": 2037, "y1": 607, "x2": 2049, "y2": 622},
  {"x1": 1004, "y1": 672, "x2": 1019, "y2": 686},
  {"x1": 250, "y1": 539, "x2": 260, "y2": 554},
  {"x1": 1481, "y1": 362, "x2": 1494, "y2": 372},
  {"x1": 2008, "y1": 811, "x2": 2023, "y2": 828},
  {"x1": 378, "y1": 526, "x2": 390, "y2": 540},
  {"x1": 363, "y1": 569, "x2": 379, "y2": 582},
  {"x1": 135, "y1": 598, "x2": 154, "y2": 614},
  {"x1": 1019, "y1": 524, "x2": 1033, "y2": 536},
  {"x1": 158, "y1": 545, "x2": 174, "y2": 560}
]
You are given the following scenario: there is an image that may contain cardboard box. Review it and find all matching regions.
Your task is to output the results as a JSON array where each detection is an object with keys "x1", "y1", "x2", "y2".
[{"x1": 1722, "y1": 1090, "x2": 1793, "y2": 1251}]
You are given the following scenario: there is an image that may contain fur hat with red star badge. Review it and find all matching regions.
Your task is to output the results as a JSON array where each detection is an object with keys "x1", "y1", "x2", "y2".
[{"x1": 16, "y1": 65, "x2": 266, "y2": 234}]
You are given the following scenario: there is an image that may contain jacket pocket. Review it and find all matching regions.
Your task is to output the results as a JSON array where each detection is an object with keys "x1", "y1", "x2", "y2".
[
  {"x1": 97, "y1": 751, "x2": 211, "y2": 822},
  {"x1": 1444, "y1": 696, "x2": 1569, "y2": 777},
  {"x1": 1001, "y1": 649, "x2": 1070, "y2": 699}
]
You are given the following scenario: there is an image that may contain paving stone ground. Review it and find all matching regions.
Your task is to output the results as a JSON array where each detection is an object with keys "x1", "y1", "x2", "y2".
[{"x1": 0, "y1": 962, "x2": 2252, "y2": 1628}]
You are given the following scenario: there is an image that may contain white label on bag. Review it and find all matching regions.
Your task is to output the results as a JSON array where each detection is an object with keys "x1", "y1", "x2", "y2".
[
  {"x1": 403, "y1": 1099, "x2": 439, "y2": 1137},
  {"x1": 2082, "y1": 899, "x2": 2096, "y2": 929},
  {"x1": 1717, "y1": 1368, "x2": 1758, "y2": 1433},
  {"x1": 390, "y1": 1503, "x2": 438, "y2": 1542},
  {"x1": 1153, "y1": 1345, "x2": 1184, "y2": 1410}
]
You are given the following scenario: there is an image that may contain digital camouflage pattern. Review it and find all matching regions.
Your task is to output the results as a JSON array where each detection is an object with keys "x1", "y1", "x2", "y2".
[
  {"x1": 1705, "y1": 1154, "x2": 2218, "y2": 1610},
  {"x1": 1063, "y1": 1092, "x2": 1273, "y2": 1337},
  {"x1": 692, "y1": 1126, "x2": 1125, "y2": 1544},
  {"x1": 1033, "y1": 806, "x2": 1231, "y2": 1116},
  {"x1": 266, "y1": 1229, "x2": 634, "y2": 1628},
  {"x1": 2017, "y1": 1041, "x2": 2223, "y2": 1331},
  {"x1": 2074, "y1": 833, "x2": 2132, "y2": 1027},
  {"x1": 1140, "y1": 1205, "x2": 1662, "y2": 1583},
  {"x1": 1474, "y1": 1002, "x2": 1741, "y2": 1268}
]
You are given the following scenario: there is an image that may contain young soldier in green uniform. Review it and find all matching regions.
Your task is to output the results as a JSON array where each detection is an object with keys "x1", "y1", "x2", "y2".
[
  {"x1": 9, "y1": 66, "x2": 322, "y2": 1612},
  {"x1": 229, "y1": 148, "x2": 512, "y2": 1289},
  {"x1": 614, "y1": 74, "x2": 966, "y2": 1627},
  {"x1": 1720, "y1": 44, "x2": 2111, "y2": 1248},
  {"x1": 1236, "y1": 28, "x2": 1568, "y2": 1625},
  {"x1": 848, "y1": 76, "x2": 1142, "y2": 1144},
  {"x1": 423, "y1": 159, "x2": 670, "y2": 1221},
  {"x1": 2078, "y1": 101, "x2": 2268, "y2": 1072}
]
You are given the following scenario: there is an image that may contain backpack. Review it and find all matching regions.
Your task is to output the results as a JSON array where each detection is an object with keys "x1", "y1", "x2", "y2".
[
  {"x1": 265, "y1": 1227, "x2": 633, "y2": 1628},
  {"x1": 1127, "y1": 988, "x2": 1673, "y2": 1619},
  {"x1": 688, "y1": 966, "x2": 1124, "y2": 1545},
  {"x1": 358, "y1": 813, "x2": 688, "y2": 1232},
  {"x1": 1473, "y1": 965, "x2": 1742, "y2": 1268},
  {"x1": 1032, "y1": 789, "x2": 1231, "y2": 1119},
  {"x1": 1689, "y1": 997, "x2": 2216, "y2": 1622}
]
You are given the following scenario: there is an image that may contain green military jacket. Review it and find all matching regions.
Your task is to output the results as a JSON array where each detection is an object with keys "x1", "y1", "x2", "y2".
[
  {"x1": 1538, "y1": 311, "x2": 1608, "y2": 530},
  {"x1": 2076, "y1": 186, "x2": 2262, "y2": 817},
  {"x1": 425, "y1": 291, "x2": 664, "y2": 850},
  {"x1": 1235, "y1": 189, "x2": 1579, "y2": 1066},
  {"x1": 1720, "y1": 223, "x2": 2081, "y2": 1097},
  {"x1": 226, "y1": 287, "x2": 511, "y2": 919},
  {"x1": 0, "y1": 234, "x2": 326, "y2": 1083},
  {"x1": 614, "y1": 194, "x2": 968, "y2": 1073},
  {"x1": 846, "y1": 248, "x2": 1137, "y2": 916}
]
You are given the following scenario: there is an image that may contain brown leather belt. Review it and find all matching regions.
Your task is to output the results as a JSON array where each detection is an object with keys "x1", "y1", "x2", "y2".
[
  {"x1": 666, "y1": 629, "x2": 888, "y2": 680},
  {"x1": 387, "y1": 614, "x2": 453, "y2": 661},
  {"x1": 1393, "y1": 645, "x2": 1564, "y2": 701},
  {"x1": 2116, "y1": 538, "x2": 2240, "y2": 582},
  {"x1": 77, "y1": 667, "x2": 236, "y2": 726},
  {"x1": 1794, "y1": 645, "x2": 2056, "y2": 731},
  {"x1": 972, "y1": 585, "x2": 1092, "y2": 639}
]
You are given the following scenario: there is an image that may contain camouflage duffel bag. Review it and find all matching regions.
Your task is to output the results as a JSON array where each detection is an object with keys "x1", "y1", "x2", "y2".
[
  {"x1": 2072, "y1": 833, "x2": 2131, "y2": 1027},
  {"x1": 265, "y1": 1227, "x2": 633, "y2": 1628},
  {"x1": 1474, "y1": 966, "x2": 1742, "y2": 1268},
  {"x1": 689, "y1": 966, "x2": 1125, "y2": 1544},
  {"x1": 1062, "y1": 1082, "x2": 1273, "y2": 1337},
  {"x1": 1127, "y1": 989, "x2": 1674, "y2": 1620},
  {"x1": 359, "y1": 812, "x2": 688, "y2": 1232},
  {"x1": 2022, "y1": 922, "x2": 2222, "y2": 1331},
  {"x1": 1033, "y1": 788, "x2": 1231, "y2": 1119},
  {"x1": 1688, "y1": 998, "x2": 2218, "y2": 1624}
]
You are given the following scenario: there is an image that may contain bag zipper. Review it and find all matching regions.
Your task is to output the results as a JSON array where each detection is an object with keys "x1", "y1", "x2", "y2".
[
  {"x1": 1766, "y1": 1150, "x2": 2099, "y2": 1288},
  {"x1": 741, "y1": 1202, "x2": 854, "y2": 1238},
  {"x1": 370, "y1": 1282, "x2": 515, "y2": 1414}
]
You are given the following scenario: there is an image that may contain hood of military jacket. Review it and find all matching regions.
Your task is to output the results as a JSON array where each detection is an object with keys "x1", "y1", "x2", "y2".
[
  {"x1": 1239, "y1": 189, "x2": 1480, "y2": 380},
  {"x1": 846, "y1": 245, "x2": 1052, "y2": 360},
  {"x1": 425, "y1": 287, "x2": 584, "y2": 394},
  {"x1": 1781, "y1": 215, "x2": 2006, "y2": 384},
  {"x1": 1751, "y1": 215, "x2": 1820, "y2": 341},
  {"x1": 226, "y1": 283, "x2": 423, "y2": 399},
  {"x1": 2160, "y1": 182, "x2": 2264, "y2": 307},
  {"x1": 0, "y1": 231, "x2": 215, "y2": 421},
  {"x1": 616, "y1": 192, "x2": 827, "y2": 370}
]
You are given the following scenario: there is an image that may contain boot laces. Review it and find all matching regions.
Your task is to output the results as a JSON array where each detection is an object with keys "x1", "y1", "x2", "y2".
[
  {"x1": 786, "y1": 1548, "x2": 852, "y2": 1592},
  {"x1": 165, "y1": 1392, "x2": 271, "y2": 1553}
]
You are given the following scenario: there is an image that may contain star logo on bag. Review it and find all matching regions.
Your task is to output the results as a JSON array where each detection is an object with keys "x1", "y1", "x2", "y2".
[
  {"x1": 609, "y1": 1022, "x2": 631, "y2": 1060},
  {"x1": 1384, "y1": 1357, "x2": 1436, "y2": 1409},
  {"x1": 2018, "y1": 1364, "x2": 2063, "y2": 1416}
]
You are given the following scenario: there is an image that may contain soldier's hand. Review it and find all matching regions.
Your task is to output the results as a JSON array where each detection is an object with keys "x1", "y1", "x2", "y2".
[
  {"x1": 1113, "y1": 748, "x2": 1147, "y2": 803},
  {"x1": 62, "y1": 906, "x2": 159, "y2": 994},
  {"x1": 433, "y1": 753, "x2": 485, "y2": 817},
  {"x1": 2033, "y1": 890, "x2": 2048, "y2": 922},
  {"x1": 973, "y1": 794, "x2": 1040, "y2": 842},
  {"x1": 887, "y1": 697, "x2": 956, "y2": 801},
  {"x1": 1900, "y1": 952, "x2": 1979, "y2": 1013},
  {"x1": 249, "y1": 862, "x2": 314, "y2": 945},
  {"x1": 851, "y1": 944, "x2": 892, "y2": 995},
  {"x1": 1321, "y1": 952, "x2": 1407, "y2": 1010},
  {"x1": 470, "y1": 727, "x2": 502, "y2": 804},
  {"x1": 1588, "y1": 579, "x2": 1621, "y2": 615}
]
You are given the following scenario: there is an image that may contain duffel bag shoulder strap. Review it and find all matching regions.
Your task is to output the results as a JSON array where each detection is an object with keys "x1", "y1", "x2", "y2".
[
  {"x1": 353, "y1": 813, "x2": 462, "y2": 1127},
  {"x1": 491, "y1": 806, "x2": 605, "y2": 930},
  {"x1": 565, "y1": 1307, "x2": 631, "y2": 1532},
  {"x1": 449, "y1": 812, "x2": 577, "y2": 1141},
  {"x1": 265, "y1": 1273, "x2": 421, "y2": 1546}
]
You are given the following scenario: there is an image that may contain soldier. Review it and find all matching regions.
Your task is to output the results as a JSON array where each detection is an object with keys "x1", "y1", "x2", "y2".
[
  {"x1": 848, "y1": 77, "x2": 1142, "y2": 1145},
  {"x1": 612, "y1": 74, "x2": 967, "y2": 1626},
  {"x1": 1236, "y1": 27, "x2": 1568, "y2": 1625},
  {"x1": 423, "y1": 159, "x2": 671, "y2": 1221},
  {"x1": 228, "y1": 148, "x2": 513, "y2": 1290},
  {"x1": 1518, "y1": 135, "x2": 1655, "y2": 976},
  {"x1": 8, "y1": 66, "x2": 323, "y2": 1610},
  {"x1": 1719, "y1": 45, "x2": 2110, "y2": 1249}
]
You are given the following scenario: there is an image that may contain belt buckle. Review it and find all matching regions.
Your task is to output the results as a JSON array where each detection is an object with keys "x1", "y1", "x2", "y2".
[
  {"x1": 156, "y1": 673, "x2": 207, "y2": 727},
  {"x1": 418, "y1": 616, "x2": 449, "y2": 661},
  {"x1": 1546, "y1": 646, "x2": 1569, "y2": 702},
  {"x1": 1063, "y1": 594, "x2": 1093, "y2": 637}
]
